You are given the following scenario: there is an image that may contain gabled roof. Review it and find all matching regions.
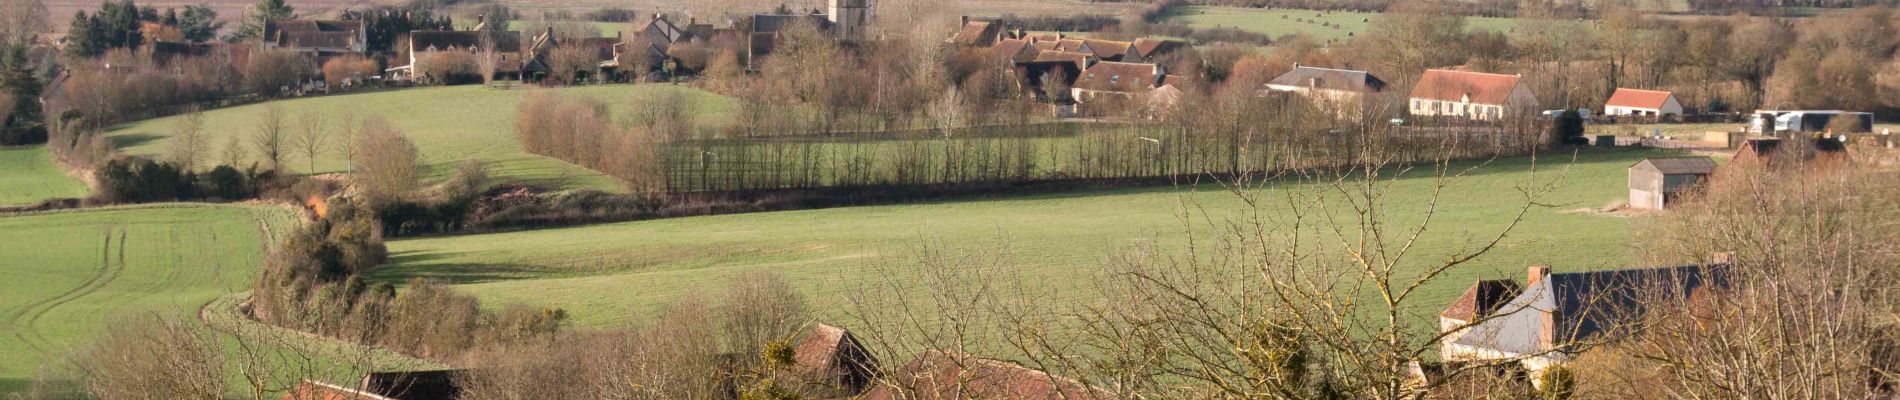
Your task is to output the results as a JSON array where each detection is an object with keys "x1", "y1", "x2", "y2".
[
  {"x1": 1074, "y1": 61, "x2": 1164, "y2": 93},
  {"x1": 1267, "y1": 65, "x2": 1388, "y2": 93},
  {"x1": 281, "y1": 380, "x2": 396, "y2": 400},
  {"x1": 992, "y1": 38, "x2": 1035, "y2": 62},
  {"x1": 1032, "y1": 50, "x2": 1094, "y2": 72},
  {"x1": 1132, "y1": 38, "x2": 1187, "y2": 60},
  {"x1": 1025, "y1": 32, "x2": 1063, "y2": 43},
  {"x1": 1081, "y1": 39, "x2": 1134, "y2": 59},
  {"x1": 266, "y1": 20, "x2": 362, "y2": 37},
  {"x1": 1410, "y1": 69, "x2": 1524, "y2": 105},
  {"x1": 1453, "y1": 264, "x2": 1729, "y2": 357},
  {"x1": 1032, "y1": 41, "x2": 1058, "y2": 51},
  {"x1": 1052, "y1": 39, "x2": 1088, "y2": 53},
  {"x1": 1632, "y1": 156, "x2": 1717, "y2": 175},
  {"x1": 281, "y1": 31, "x2": 355, "y2": 49},
  {"x1": 409, "y1": 30, "x2": 522, "y2": 53},
  {"x1": 861, "y1": 350, "x2": 1116, "y2": 400},
  {"x1": 634, "y1": 14, "x2": 689, "y2": 43},
  {"x1": 1440, "y1": 279, "x2": 1522, "y2": 322},
  {"x1": 951, "y1": 18, "x2": 1004, "y2": 46},
  {"x1": 1606, "y1": 88, "x2": 1675, "y2": 110}
]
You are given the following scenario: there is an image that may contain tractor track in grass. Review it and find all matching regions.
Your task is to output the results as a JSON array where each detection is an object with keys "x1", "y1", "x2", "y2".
[{"x1": 5, "y1": 227, "x2": 126, "y2": 352}]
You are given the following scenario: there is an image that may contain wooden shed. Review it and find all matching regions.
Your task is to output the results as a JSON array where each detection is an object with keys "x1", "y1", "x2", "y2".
[{"x1": 1628, "y1": 157, "x2": 1717, "y2": 210}]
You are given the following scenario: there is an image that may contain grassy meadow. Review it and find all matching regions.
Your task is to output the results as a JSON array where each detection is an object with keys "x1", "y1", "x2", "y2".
[
  {"x1": 1159, "y1": 6, "x2": 1530, "y2": 43},
  {"x1": 374, "y1": 149, "x2": 1669, "y2": 345},
  {"x1": 103, "y1": 84, "x2": 736, "y2": 192},
  {"x1": 0, "y1": 204, "x2": 433, "y2": 394},
  {"x1": 0, "y1": 147, "x2": 88, "y2": 205}
]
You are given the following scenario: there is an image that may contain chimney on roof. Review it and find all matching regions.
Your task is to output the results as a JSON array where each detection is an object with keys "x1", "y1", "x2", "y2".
[
  {"x1": 1710, "y1": 252, "x2": 1734, "y2": 265},
  {"x1": 1292, "y1": 62, "x2": 1300, "y2": 69},
  {"x1": 961, "y1": 15, "x2": 969, "y2": 26},
  {"x1": 1527, "y1": 265, "x2": 1550, "y2": 286}
]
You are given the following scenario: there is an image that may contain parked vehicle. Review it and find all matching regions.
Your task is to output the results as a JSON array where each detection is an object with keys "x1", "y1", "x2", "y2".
[{"x1": 1775, "y1": 111, "x2": 1873, "y2": 133}]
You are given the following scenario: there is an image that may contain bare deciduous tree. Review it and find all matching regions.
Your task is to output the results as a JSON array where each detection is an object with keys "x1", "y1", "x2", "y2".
[
  {"x1": 290, "y1": 111, "x2": 326, "y2": 173},
  {"x1": 69, "y1": 313, "x2": 226, "y2": 399},
  {"x1": 252, "y1": 104, "x2": 288, "y2": 170},
  {"x1": 0, "y1": 0, "x2": 48, "y2": 48},
  {"x1": 165, "y1": 107, "x2": 209, "y2": 170},
  {"x1": 350, "y1": 117, "x2": 422, "y2": 197}
]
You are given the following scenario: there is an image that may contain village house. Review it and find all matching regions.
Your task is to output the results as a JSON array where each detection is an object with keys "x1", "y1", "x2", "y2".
[
  {"x1": 1439, "y1": 262, "x2": 1730, "y2": 382},
  {"x1": 1071, "y1": 61, "x2": 1164, "y2": 101},
  {"x1": 1627, "y1": 156, "x2": 1716, "y2": 210},
  {"x1": 1080, "y1": 39, "x2": 1137, "y2": 62},
  {"x1": 1408, "y1": 69, "x2": 1537, "y2": 121},
  {"x1": 749, "y1": 0, "x2": 871, "y2": 60},
  {"x1": 262, "y1": 19, "x2": 367, "y2": 55},
  {"x1": 1265, "y1": 64, "x2": 1389, "y2": 119},
  {"x1": 386, "y1": 30, "x2": 525, "y2": 82},
  {"x1": 862, "y1": 349, "x2": 1114, "y2": 400},
  {"x1": 1603, "y1": 88, "x2": 1684, "y2": 119}
]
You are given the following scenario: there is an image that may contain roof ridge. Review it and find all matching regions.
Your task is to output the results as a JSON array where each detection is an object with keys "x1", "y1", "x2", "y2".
[{"x1": 1426, "y1": 68, "x2": 1519, "y2": 78}]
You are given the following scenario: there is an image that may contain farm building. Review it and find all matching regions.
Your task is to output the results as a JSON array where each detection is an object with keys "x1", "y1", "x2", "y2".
[
  {"x1": 1440, "y1": 263, "x2": 1730, "y2": 381},
  {"x1": 1071, "y1": 61, "x2": 1176, "y2": 117},
  {"x1": 1603, "y1": 88, "x2": 1684, "y2": 118},
  {"x1": 1131, "y1": 38, "x2": 1188, "y2": 62},
  {"x1": 789, "y1": 323, "x2": 879, "y2": 398},
  {"x1": 1265, "y1": 64, "x2": 1388, "y2": 119},
  {"x1": 1407, "y1": 69, "x2": 1538, "y2": 121},
  {"x1": 1724, "y1": 137, "x2": 1850, "y2": 174},
  {"x1": 861, "y1": 349, "x2": 1114, "y2": 400},
  {"x1": 950, "y1": 16, "x2": 1007, "y2": 46},
  {"x1": 1627, "y1": 156, "x2": 1716, "y2": 210},
  {"x1": 360, "y1": 370, "x2": 465, "y2": 400}
]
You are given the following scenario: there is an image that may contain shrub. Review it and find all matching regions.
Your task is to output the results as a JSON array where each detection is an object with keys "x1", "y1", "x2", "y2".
[
  {"x1": 320, "y1": 54, "x2": 379, "y2": 88},
  {"x1": 202, "y1": 165, "x2": 249, "y2": 200},
  {"x1": 95, "y1": 158, "x2": 196, "y2": 203},
  {"x1": 416, "y1": 50, "x2": 479, "y2": 85},
  {"x1": 350, "y1": 118, "x2": 423, "y2": 198},
  {"x1": 245, "y1": 49, "x2": 316, "y2": 97}
]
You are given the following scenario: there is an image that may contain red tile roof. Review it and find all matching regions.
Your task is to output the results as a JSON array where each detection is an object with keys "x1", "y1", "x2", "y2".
[
  {"x1": 1605, "y1": 88, "x2": 1674, "y2": 110},
  {"x1": 1132, "y1": 38, "x2": 1187, "y2": 60},
  {"x1": 992, "y1": 38, "x2": 1035, "y2": 62},
  {"x1": 1409, "y1": 69, "x2": 1523, "y2": 105},
  {"x1": 1033, "y1": 50, "x2": 1094, "y2": 71},
  {"x1": 1440, "y1": 279, "x2": 1521, "y2": 321},
  {"x1": 1074, "y1": 61, "x2": 1163, "y2": 93},
  {"x1": 952, "y1": 19, "x2": 1003, "y2": 46},
  {"x1": 861, "y1": 350, "x2": 1116, "y2": 400},
  {"x1": 1082, "y1": 39, "x2": 1134, "y2": 59}
]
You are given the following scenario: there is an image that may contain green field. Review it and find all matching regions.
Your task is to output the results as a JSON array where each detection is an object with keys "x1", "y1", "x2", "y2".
[
  {"x1": 0, "y1": 204, "x2": 433, "y2": 394},
  {"x1": 0, "y1": 146, "x2": 88, "y2": 205},
  {"x1": 1161, "y1": 6, "x2": 1531, "y2": 43},
  {"x1": 375, "y1": 149, "x2": 1664, "y2": 339},
  {"x1": 103, "y1": 84, "x2": 735, "y2": 192}
]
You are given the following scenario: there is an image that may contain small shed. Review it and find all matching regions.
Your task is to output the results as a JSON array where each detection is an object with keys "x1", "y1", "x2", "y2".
[{"x1": 1628, "y1": 157, "x2": 1717, "y2": 210}]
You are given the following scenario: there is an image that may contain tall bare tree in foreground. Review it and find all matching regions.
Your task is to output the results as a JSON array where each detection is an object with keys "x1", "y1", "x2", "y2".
[
  {"x1": 291, "y1": 111, "x2": 326, "y2": 173},
  {"x1": 252, "y1": 104, "x2": 288, "y2": 170}
]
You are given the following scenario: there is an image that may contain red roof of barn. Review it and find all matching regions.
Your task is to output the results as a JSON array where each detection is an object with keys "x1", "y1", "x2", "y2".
[
  {"x1": 1410, "y1": 69, "x2": 1523, "y2": 105},
  {"x1": 1605, "y1": 88, "x2": 1674, "y2": 110},
  {"x1": 861, "y1": 350, "x2": 1116, "y2": 400}
]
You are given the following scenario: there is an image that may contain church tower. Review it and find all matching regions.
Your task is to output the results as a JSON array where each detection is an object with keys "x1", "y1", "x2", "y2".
[{"x1": 828, "y1": 0, "x2": 870, "y2": 40}]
